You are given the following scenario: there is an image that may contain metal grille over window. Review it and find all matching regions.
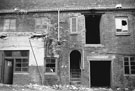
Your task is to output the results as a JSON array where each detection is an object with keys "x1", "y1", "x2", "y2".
[{"x1": 124, "y1": 56, "x2": 135, "y2": 75}]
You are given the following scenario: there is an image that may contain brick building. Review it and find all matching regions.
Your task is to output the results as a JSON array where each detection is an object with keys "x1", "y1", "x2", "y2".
[{"x1": 0, "y1": 0, "x2": 135, "y2": 89}]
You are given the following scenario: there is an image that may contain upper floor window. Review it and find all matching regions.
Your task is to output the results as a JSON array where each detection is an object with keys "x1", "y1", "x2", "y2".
[
  {"x1": 70, "y1": 17, "x2": 78, "y2": 34},
  {"x1": 45, "y1": 57, "x2": 57, "y2": 74},
  {"x1": 3, "y1": 19, "x2": 16, "y2": 31},
  {"x1": 35, "y1": 18, "x2": 49, "y2": 33},
  {"x1": 124, "y1": 56, "x2": 135, "y2": 75},
  {"x1": 115, "y1": 17, "x2": 129, "y2": 35},
  {"x1": 85, "y1": 14, "x2": 101, "y2": 44}
]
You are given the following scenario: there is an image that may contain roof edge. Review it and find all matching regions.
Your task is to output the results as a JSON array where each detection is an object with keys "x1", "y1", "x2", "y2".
[{"x1": 0, "y1": 7, "x2": 135, "y2": 14}]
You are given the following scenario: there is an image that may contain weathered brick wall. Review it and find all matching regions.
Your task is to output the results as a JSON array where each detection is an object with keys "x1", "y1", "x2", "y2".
[{"x1": 0, "y1": 10, "x2": 135, "y2": 88}]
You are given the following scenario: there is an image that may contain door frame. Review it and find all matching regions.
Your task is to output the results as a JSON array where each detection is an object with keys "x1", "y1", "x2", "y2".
[
  {"x1": 69, "y1": 49, "x2": 82, "y2": 83},
  {"x1": 87, "y1": 55, "x2": 115, "y2": 88}
]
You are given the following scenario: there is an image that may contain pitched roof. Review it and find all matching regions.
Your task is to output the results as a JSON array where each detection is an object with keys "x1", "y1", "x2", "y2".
[{"x1": 0, "y1": 0, "x2": 135, "y2": 11}]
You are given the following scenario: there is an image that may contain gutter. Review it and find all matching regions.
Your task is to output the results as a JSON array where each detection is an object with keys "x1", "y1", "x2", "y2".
[{"x1": 0, "y1": 7, "x2": 135, "y2": 14}]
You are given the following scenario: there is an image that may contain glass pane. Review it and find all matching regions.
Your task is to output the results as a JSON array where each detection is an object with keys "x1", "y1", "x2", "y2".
[
  {"x1": 22, "y1": 59, "x2": 28, "y2": 62},
  {"x1": 13, "y1": 51, "x2": 21, "y2": 57},
  {"x1": 131, "y1": 62, "x2": 135, "y2": 65},
  {"x1": 46, "y1": 67, "x2": 55, "y2": 72},
  {"x1": 131, "y1": 66, "x2": 135, "y2": 70},
  {"x1": 125, "y1": 66, "x2": 129, "y2": 74},
  {"x1": 4, "y1": 51, "x2": 12, "y2": 57},
  {"x1": 21, "y1": 51, "x2": 28, "y2": 57},
  {"x1": 124, "y1": 57, "x2": 129, "y2": 62},
  {"x1": 22, "y1": 68, "x2": 28, "y2": 71},
  {"x1": 16, "y1": 59, "x2": 22, "y2": 63},
  {"x1": 131, "y1": 70, "x2": 135, "y2": 74},
  {"x1": 16, "y1": 63, "x2": 21, "y2": 67},
  {"x1": 22, "y1": 63, "x2": 28, "y2": 67},
  {"x1": 15, "y1": 68, "x2": 21, "y2": 71},
  {"x1": 130, "y1": 57, "x2": 135, "y2": 62},
  {"x1": 124, "y1": 62, "x2": 129, "y2": 65}
]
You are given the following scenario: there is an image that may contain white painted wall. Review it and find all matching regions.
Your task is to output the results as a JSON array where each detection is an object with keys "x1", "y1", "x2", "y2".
[{"x1": 0, "y1": 36, "x2": 45, "y2": 66}]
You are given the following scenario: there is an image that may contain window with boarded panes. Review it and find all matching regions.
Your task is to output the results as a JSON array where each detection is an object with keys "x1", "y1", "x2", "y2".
[{"x1": 124, "y1": 56, "x2": 135, "y2": 75}]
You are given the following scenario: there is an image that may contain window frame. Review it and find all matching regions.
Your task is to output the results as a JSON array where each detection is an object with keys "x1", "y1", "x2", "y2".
[
  {"x1": 115, "y1": 16, "x2": 129, "y2": 35},
  {"x1": 123, "y1": 56, "x2": 135, "y2": 76},
  {"x1": 70, "y1": 17, "x2": 78, "y2": 34},
  {"x1": 44, "y1": 57, "x2": 57, "y2": 75},
  {"x1": 3, "y1": 18, "x2": 16, "y2": 31},
  {"x1": 4, "y1": 50, "x2": 29, "y2": 73},
  {"x1": 35, "y1": 17, "x2": 49, "y2": 33}
]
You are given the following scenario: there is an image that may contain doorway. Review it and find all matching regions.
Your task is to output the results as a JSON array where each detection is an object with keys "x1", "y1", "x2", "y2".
[
  {"x1": 90, "y1": 61, "x2": 111, "y2": 88},
  {"x1": 4, "y1": 59, "x2": 14, "y2": 84},
  {"x1": 70, "y1": 50, "x2": 81, "y2": 84}
]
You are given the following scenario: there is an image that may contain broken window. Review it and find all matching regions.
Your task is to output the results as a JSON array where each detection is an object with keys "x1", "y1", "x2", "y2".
[
  {"x1": 35, "y1": 17, "x2": 49, "y2": 33},
  {"x1": 115, "y1": 17, "x2": 129, "y2": 35},
  {"x1": 45, "y1": 57, "x2": 57, "y2": 74},
  {"x1": 4, "y1": 50, "x2": 29, "y2": 72},
  {"x1": 124, "y1": 56, "x2": 135, "y2": 75},
  {"x1": 3, "y1": 19, "x2": 16, "y2": 31},
  {"x1": 85, "y1": 14, "x2": 101, "y2": 44}
]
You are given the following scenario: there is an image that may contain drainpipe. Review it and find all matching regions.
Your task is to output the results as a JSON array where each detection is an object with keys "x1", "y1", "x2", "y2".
[
  {"x1": 58, "y1": 9, "x2": 60, "y2": 41},
  {"x1": 29, "y1": 39, "x2": 43, "y2": 85}
]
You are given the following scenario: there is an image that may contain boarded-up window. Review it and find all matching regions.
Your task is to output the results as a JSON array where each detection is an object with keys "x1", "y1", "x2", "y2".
[
  {"x1": 3, "y1": 19, "x2": 16, "y2": 31},
  {"x1": 124, "y1": 56, "x2": 135, "y2": 75},
  {"x1": 35, "y1": 18, "x2": 49, "y2": 33},
  {"x1": 115, "y1": 17, "x2": 129, "y2": 35}
]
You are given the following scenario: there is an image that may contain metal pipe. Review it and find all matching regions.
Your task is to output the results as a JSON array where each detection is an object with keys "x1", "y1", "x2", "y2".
[
  {"x1": 29, "y1": 39, "x2": 43, "y2": 85},
  {"x1": 58, "y1": 9, "x2": 60, "y2": 41}
]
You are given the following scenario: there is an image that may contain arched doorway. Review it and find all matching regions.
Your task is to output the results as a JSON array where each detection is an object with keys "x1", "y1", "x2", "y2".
[{"x1": 70, "y1": 50, "x2": 81, "y2": 84}]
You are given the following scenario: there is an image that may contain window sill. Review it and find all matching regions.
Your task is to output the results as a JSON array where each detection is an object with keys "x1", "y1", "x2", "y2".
[
  {"x1": 124, "y1": 74, "x2": 135, "y2": 76},
  {"x1": 84, "y1": 44, "x2": 104, "y2": 48},
  {"x1": 44, "y1": 73, "x2": 57, "y2": 75},
  {"x1": 70, "y1": 33, "x2": 79, "y2": 35},
  {"x1": 115, "y1": 32, "x2": 130, "y2": 36},
  {"x1": 14, "y1": 72, "x2": 29, "y2": 75}
]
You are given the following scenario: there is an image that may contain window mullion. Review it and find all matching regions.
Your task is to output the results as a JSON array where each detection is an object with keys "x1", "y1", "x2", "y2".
[{"x1": 129, "y1": 57, "x2": 131, "y2": 75}]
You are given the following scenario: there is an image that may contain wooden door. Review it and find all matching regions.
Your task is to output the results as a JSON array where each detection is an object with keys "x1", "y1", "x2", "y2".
[{"x1": 4, "y1": 59, "x2": 14, "y2": 84}]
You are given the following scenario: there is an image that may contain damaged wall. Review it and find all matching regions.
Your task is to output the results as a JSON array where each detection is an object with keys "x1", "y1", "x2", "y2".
[{"x1": 0, "y1": 10, "x2": 135, "y2": 88}]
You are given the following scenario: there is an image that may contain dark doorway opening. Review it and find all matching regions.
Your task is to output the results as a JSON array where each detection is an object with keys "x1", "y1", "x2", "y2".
[
  {"x1": 70, "y1": 50, "x2": 81, "y2": 84},
  {"x1": 85, "y1": 14, "x2": 101, "y2": 44},
  {"x1": 4, "y1": 59, "x2": 14, "y2": 84},
  {"x1": 90, "y1": 61, "x2": 111, "y2": 88}
]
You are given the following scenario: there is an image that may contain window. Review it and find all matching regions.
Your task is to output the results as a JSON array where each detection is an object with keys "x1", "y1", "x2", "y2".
[
  {"x1": 85, "y1": 15, "x2": 101, "y2": 44},
  {"x1": 4, "y1": 50, "x2": 29, "y2": 72},
  {"x1": 115, "y1": 17, "x2": 129, "y2": 35},
  {"x1": 45, "y1": 57, "x2": 57, "y2": 74},
  {"x1": 124, "y1": 56, "x2": 135, "y2": 75},
  {"x1": 35, "y1": 18, "x2": 49, "y2": 32},
  {"x1": 3, "y1": 19, "x2": 16, "y2": 31},
  {"x1": 70, "y1": 17, "x2": 78, "y2": 34}
]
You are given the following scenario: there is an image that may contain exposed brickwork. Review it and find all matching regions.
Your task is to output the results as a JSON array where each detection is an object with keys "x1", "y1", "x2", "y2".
[{"x1": 0, "y1": 7, "x2": 135, "y2": 89}]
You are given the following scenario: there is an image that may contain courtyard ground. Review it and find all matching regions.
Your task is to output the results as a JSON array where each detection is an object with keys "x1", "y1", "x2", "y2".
[{"x1": 0, "y1": 84, "x2": 134, "y2": 91}]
